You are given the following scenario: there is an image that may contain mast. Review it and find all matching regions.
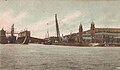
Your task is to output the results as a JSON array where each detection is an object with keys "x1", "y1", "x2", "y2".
[
  {"x1": 55, "y1": 14, "x2": 61, "y2": 42},
  {"x1": 47, "y1": 23, "x2": 49, "y2": 38}
]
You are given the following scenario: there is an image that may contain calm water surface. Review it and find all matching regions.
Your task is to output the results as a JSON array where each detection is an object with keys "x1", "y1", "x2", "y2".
[{"x1": 0, "y1": 44, "x2": 120, "y2": 70}]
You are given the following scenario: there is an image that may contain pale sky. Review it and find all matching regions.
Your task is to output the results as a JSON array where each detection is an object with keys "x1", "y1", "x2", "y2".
[{"x1": 0, "y1": 0, "x2": 120, "y2": 38}]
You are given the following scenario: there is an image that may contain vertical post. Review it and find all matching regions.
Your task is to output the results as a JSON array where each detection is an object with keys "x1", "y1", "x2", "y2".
[
  {"x1": 79, "y1": 23, "x2": 83, "y2": 44},
  {"x1": 47, "y1": 23, "x2": 49, "y2": 38}
]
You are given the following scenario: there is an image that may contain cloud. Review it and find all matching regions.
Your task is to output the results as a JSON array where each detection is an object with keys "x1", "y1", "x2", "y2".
[
  {"x1": 27, "y1": 16, "x2": 55, "y2": 38},
  {"x1": 27, "y1": 11, "x2": 82, "y2": 38},
  {"x1": 28, "y1": 16, "x2": 54, "y2": 32},
  {"x1": 0, "y1": 10, "x2": 28, "y2": 32},
  {"x1": 62, "y1": 11, "x2": 81, "y2": 23}
]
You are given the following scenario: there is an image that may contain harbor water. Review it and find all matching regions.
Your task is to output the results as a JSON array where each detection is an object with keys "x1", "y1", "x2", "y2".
[{"x1": 0, "y1": 44, "x2": 120, "y2": 70}]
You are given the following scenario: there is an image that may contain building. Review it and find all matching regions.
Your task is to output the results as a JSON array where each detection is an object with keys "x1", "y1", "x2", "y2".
[
  {"x1": 64, "y1": 21, "x2": 120, "y2": 45},
  {"x1": 83, "y1": 21, "x2": 120, "y2": 44},
  {"x1": 0, "y1": 28, "x2": 8, "y2": 44}
]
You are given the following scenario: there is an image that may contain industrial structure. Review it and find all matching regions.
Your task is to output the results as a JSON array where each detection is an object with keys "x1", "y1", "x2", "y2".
[
  {"x1": 55, "y1": 14, "x2": 61, "y2": 42},
  {"x1": 8, "y1": 24, "x2": 16, "y2": 44},
  {"x1": 44, "y1": 14, "x2": 62, "y2": 44},
  {"x1": 16, "y1": 30, "x2": 30, "y2": 44},
  {"x1": 0, "y1": 24, "x2": 44, "y2": 44},
  {"x1": 0, "y1": 28, "x2": 8, "y2": 44}
]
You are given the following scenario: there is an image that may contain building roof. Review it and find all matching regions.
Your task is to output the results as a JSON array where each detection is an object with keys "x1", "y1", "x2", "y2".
[
  {"x1": 95, "y1": 28, "x2": 120, "y2": 33},
  {"x1": 64, "y1": 28, "x2": 120, "y2": 37},
  {"x1": 82, "y1": 28, "x2": 120, "y2": 34}
]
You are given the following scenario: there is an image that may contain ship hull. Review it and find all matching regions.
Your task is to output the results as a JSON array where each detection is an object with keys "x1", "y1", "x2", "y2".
[
  {"x1": 44, "y1": 42, "x2": 91, "y2": 47},
  {"x1": 16, "y1": 36, "x2": 29, "y2": 44}
]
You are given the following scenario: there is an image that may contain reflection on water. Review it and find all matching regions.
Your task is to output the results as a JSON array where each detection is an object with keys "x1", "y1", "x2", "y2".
[{"x1": 0, "y1": 44, "x2": 120, "y2": 70}]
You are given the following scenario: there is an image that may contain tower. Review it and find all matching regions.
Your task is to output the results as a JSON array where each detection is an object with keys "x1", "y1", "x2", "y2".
[
  {"x1": 90, "y1": 21, "x2": 95, "y2": 31},
  {"x1": 8, "y1": 24, "x2": 16, "y2": 44},
  {"x1": 79, "y1": 23, "x2": 83, "y2": 43},
  {"x1": 11, "y1": 24, "x2": 14, "y2": 36},
  {"x1": 55, "y1": 14, "x2": 61, "y2": 42},
  {"x1": 90, "y1": 21, "x2": 95, "y2": 43}
]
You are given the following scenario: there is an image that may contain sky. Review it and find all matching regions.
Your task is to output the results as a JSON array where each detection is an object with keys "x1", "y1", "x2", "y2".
[{"x1": 0, "y1": 0, "x2": 120, "y2": 38}]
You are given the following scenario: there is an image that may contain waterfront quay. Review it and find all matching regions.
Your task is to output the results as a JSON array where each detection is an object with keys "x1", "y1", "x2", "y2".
[{"x1": 0, "y1": 44, "x2": 120, "y2": 70}]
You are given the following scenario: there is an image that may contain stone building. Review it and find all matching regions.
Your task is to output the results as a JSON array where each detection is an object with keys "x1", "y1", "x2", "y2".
[{"x1": 64, "y1": 21, "x2": 120, "y2": 44}]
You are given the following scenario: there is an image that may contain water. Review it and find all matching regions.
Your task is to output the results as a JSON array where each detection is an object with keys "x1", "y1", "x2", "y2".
[{"x1": 0, "y1": 44, "x2": 120, "y2": 70}]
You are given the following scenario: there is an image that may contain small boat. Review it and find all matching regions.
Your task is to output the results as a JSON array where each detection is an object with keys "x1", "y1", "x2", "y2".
[{"x1": 89, "y1": 43, "x2": 100, "y2": 47}]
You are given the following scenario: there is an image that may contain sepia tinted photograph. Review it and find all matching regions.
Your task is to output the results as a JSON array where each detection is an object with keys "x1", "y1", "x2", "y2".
[{"x1": 0, "y1": 0, "x2": 120, "y2": 70}]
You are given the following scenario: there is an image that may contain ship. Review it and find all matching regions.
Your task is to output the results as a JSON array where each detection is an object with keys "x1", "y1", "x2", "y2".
[{"x1": 16, "y1": 30, "x2": 30, "y2": 44}]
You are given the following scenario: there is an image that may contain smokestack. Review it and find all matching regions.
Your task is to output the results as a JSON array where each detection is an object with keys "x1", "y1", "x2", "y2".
[{"x1": 55, "y1": 14, "x2": 61, "y2": 42}]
